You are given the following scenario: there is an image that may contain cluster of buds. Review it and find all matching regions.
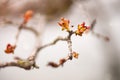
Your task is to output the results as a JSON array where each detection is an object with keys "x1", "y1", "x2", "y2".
[
  {"x1": 58, "y1": 18, "x2": 90, "y2": 36},
  {"x1": 75, "y1": 22, "x2": 90, "y2": 36},
  {"x1": 58, "y1": 18, "x2": 70, "y2": 31}
]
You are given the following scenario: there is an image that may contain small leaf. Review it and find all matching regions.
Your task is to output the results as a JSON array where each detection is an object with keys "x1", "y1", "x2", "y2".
[{"x1": 47, "y1": 62, "x2": 59, "y2": 68}]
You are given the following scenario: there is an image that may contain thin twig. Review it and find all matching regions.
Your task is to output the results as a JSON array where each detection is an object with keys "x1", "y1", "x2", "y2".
[
  {"x1": 32, "y1": 37, "x2": 68, "y2": 60},
  {"x1": 0, "y1": 57, "x2": 39, "y2": 70},
  {"x1": 90, "y1": 19, "x2": 96, "y2": 30},
  {"x1": 92, "y1": 31, "x2": 109, "y2": 41}
]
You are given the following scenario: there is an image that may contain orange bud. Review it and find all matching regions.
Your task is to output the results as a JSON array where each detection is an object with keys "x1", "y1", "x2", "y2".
[
  {"x1": 72, "y1": 52, "x2": 79, "y2": 59},
  {"x1": 24, "y1": 10, "x2": 33, "y2": 24},
  {"x1": 4, "y1": 44, "x2": 16, "y2": 54}
]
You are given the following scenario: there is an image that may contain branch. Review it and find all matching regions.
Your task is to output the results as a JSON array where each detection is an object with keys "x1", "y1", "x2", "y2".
[
  {"x1": 23, "y1": 26, "x2": 39, "y2": 36},
  {"x1": 0, "y1": 36, "x2": 70, "y2": 69},
  {"x1": 0, "y1": 21, "x2": 40, "y2": 70},
  {"x1": 0, "y1": 11, "x2": 41, "y2": 69},
  {"x1": 29, "y1": 31, "x2": 73, "y2": 64},
  {"x1": 0, "y1": 29, "x2": 74, "y2": 69},
  {"x1": 0, "y1": 16, "x2": 109, "y2": 70},
  {"x1": 15, "y1": 23, "x2": 39, "y2": 45},
  {"x1": 90, "y1": 19, "x2": 96, "y2": 31},
  {"x1": 0, "y1": 57, "x2": 39, "y2": 70}
]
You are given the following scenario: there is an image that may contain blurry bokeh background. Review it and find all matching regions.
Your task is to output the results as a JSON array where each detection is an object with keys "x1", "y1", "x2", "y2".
[{"x1": 0, "y1": 0, "x2": 120, "y2": 80}]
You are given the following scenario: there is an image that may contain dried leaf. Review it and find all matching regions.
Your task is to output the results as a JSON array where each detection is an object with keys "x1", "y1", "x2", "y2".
[
  {"x1": 47, "y1": 62, "x2": 59, "y2": 68},
  {"x1": 59, "y1": 59, "x2": 66, "y2": 66}
]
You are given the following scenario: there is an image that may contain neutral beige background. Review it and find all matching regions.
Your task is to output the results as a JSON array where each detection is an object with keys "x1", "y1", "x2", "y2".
[{"x1": 0, "y1": 0, "x2": 120, "y2": 80}]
